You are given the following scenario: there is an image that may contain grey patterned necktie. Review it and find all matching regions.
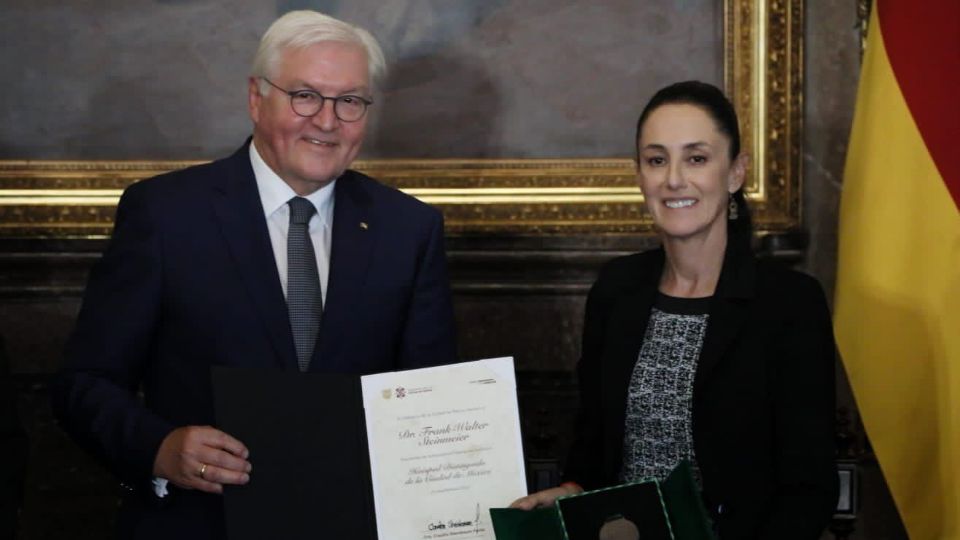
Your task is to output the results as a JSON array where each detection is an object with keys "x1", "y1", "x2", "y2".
[{"x1": 287, "y1": 196, "x2": 322, "y2": 371}]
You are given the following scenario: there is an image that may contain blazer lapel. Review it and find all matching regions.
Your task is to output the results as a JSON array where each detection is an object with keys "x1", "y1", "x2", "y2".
[
  {"x1": 694, "y1": 248, "x2": 756, "y2": 392},
  {"x1": 211, "y1": 143, "x2": 298, "y2": 371},
  {"x1": 606, "y1": 268, "x2": 661, "y2": 399},
  {"x1": 602, "y1": 250, "x2": 664, "y2": 469},
  {"x1": 311, "y1": 171, "x2": 375, "y2": 371}
]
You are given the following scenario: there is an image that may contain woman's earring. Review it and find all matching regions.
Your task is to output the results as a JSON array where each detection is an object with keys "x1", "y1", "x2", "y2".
[{"x1": 728, "y1": 194, "x2": 739, "y2": 220}]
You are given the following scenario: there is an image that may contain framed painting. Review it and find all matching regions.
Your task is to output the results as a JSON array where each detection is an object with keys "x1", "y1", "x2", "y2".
[{"x1": 0, "y1": 0, "x2": 801, "y2": 238}]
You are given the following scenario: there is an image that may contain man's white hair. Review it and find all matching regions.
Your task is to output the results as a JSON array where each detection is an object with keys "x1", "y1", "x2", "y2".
[{"x1": 251, "y1": 10, "x2": 386, "y2": 93}]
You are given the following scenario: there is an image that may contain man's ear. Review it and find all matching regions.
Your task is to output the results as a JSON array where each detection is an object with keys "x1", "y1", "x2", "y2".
[
  {"x1": 248, "y1": 77, "x2": 263, "y2": 124},
  {"x1": 728, "y1": 153, "x2": 749, "y2": 193}
]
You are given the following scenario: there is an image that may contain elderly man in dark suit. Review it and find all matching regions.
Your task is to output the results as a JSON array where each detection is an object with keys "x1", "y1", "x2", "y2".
[{"x1": 52, "y1": 10, "x2": 457, "y2": 539}]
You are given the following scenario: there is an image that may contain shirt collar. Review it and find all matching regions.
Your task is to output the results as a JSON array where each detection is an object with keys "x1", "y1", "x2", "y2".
[{"x1": 249, "y1": 141, "x2": 336, "y2": 227}]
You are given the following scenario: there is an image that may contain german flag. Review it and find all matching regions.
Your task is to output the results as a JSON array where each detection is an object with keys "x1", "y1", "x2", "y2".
[{"x1": 835, "y1": 1, "x2": 959, "y2": 537}]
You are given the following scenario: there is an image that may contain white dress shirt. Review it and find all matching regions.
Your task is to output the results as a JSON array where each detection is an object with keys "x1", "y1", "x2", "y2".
[{"x1": 249, "y1": 142, "x2": 334, "y2": 305}]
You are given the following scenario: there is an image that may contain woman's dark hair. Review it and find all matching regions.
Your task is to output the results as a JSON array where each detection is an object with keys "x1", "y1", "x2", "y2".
[{"x1": 634, "y1": 80, "x2": 753, "y2": 252}]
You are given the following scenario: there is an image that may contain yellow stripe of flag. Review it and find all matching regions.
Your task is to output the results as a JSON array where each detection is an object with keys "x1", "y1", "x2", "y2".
[{"x1": 835, "y1": 7, "x2": 960, "y2": 539}]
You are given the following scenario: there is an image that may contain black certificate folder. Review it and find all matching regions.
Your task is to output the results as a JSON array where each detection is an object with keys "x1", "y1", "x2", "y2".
[{"x1": 212, "y1": 367, "x2": 376, "y2": 540}]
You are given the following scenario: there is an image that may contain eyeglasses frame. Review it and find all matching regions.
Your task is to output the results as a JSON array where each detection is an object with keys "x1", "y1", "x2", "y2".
[{"x1": 259, "y1": 77, "x2": 373, "y2": 123}]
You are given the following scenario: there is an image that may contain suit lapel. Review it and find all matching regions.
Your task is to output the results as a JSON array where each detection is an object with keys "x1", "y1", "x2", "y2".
[
  {"x1": 312, "y1": 171, "x2": 375, "y2": 371},
  {"x1": 210, "y1": 143, "x2": 298, "y2": 371},
  {"x1": 603, "y1": 251, "x2": 664, "y2": 462},
  {"x1": 694, "y1": 248, "x2": 756, "y2": 392}
]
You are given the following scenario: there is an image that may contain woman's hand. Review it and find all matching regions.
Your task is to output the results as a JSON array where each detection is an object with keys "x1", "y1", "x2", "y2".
[{"x1": 509, "y1": 483, "x2": 583, "y2": 510}]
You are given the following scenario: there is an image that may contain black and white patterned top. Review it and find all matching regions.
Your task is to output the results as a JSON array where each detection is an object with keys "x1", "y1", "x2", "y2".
[{"x1": 620, "y1": 293, "x2": 710, "y2": 485}]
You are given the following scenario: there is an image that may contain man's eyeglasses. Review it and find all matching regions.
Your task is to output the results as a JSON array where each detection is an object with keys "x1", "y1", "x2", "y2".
[{"x1": 261, "y1": 77, "x2": 373, "y2": 122}]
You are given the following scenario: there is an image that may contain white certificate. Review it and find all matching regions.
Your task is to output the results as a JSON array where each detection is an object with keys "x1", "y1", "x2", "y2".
[{"x1": 361, "y1": 357, "x2": 527, "y2": 540}]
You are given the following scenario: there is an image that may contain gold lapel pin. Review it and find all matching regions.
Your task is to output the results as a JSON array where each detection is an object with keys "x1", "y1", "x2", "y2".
[{"x1": 360, "y1": 221, "x2": 369, "y2": 230}]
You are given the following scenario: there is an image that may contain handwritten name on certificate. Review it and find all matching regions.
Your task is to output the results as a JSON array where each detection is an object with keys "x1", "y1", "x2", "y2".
[{"x1": 361, "y1": 357, "x2": 527, "y2": 540}]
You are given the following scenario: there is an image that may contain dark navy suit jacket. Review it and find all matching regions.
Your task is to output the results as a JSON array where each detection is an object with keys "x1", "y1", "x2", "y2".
[{"x1": 51, "y1": 142, "x2": 457, "y2": 539}]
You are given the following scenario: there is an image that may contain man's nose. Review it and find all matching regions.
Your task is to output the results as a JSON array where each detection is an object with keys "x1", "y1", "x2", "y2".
[{"x1": 312, "y1": 99, "x2": 339, "y2": 131}]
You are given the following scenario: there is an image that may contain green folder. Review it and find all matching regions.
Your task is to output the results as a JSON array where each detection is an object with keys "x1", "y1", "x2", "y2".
[
  {"x1": 490, "y1": 461, "x2": 715, "y2": 540},
  {"x1": 490, "y1": 506, "x2": 565, "y2": 539},
  {"x1": 661, "y1": 461, "x2": 715, "y2": 540}
]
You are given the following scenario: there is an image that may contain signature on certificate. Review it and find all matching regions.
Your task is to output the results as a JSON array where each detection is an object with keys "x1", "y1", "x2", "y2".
[{"x1": 424, "y1": 503, "x2": 484, "y2": 537}]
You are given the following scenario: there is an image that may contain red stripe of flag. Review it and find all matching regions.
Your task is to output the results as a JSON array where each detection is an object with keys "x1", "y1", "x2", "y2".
[{"x1": 877, "y1": 0, "x2": 960, "y2": 211}]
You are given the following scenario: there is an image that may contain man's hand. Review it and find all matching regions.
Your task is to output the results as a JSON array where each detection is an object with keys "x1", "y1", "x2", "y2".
[
  {"x1": 509, "y1": 484, "x2": 582, "y2": 510},
  {"x1": 153, "y1": 425, "x2": 251, "y2": 494}
]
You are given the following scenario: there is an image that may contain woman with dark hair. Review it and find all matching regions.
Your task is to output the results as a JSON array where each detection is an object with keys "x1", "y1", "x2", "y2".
[{"x1": 512, "y1": 81, "x2": 838, "y2": 538}]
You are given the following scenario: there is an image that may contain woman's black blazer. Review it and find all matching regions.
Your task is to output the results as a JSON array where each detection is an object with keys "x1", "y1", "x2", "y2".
[{"x1": 563, "y1": 247, "x2": 838, "y2": 539}]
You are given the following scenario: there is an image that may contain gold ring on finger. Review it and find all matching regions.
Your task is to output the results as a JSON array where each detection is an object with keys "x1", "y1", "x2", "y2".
[{"x1": 199, "y1": 463, "x2": 208, "y2": 478}]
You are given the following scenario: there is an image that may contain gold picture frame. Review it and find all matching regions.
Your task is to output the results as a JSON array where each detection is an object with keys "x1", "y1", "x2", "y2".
[{"x1": 0, "y1": 0, "x2": 802, "y2": 238}]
